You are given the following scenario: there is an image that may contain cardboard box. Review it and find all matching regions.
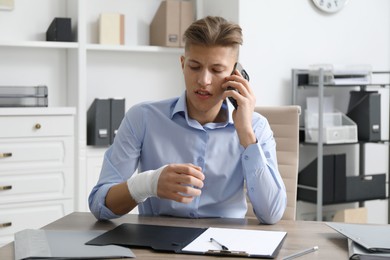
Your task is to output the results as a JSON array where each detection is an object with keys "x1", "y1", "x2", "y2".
[
  {"x1": 99, "y1": 13, "x2": 125, "y2": 45},
  {"x1": 150, "y1": 0, "x2": 194, "y2": 47},
  {"x1": 179, "y1": 1, "x2": 194, "y2": 47}
]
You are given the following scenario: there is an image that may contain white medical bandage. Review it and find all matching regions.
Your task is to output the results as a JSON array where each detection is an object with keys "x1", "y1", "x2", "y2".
[{"x1": 126, "y1": 165, "x2": 166, "y2": 203}]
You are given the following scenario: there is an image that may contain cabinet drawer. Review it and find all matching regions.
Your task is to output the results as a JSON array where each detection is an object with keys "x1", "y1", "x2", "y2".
[
  {"x1": 0, "y1": 115, "x2": 73, "y2": 138},
  {"x1": 0, "y1": 137, "x2": 73, "y2": 170},
  {"x1": 0, "y1": 199, "x2": 73, "y2": 247},
  {"x1": 0, "y1": 169, "x2": 73, "y2": 203}
]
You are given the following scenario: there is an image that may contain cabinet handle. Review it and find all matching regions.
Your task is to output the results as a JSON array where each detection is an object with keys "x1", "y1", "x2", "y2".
[
  {"x1": 0, "y1": 152, "x2": 12, "y2": 158},
  {"x1": 35, "y1": 123, "x2": 41, "y2": 129},
  {"x1": 0, "y1": 185, "x2": 12, "y2": 191},
  {"x1": 0, "y1": 222, "x2": 12, "y2": 228}
]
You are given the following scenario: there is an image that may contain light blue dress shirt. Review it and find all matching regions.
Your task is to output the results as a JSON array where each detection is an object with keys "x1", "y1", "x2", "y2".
[{"x1": 89, "y1": 92, "x2": 286, "y2": 224}]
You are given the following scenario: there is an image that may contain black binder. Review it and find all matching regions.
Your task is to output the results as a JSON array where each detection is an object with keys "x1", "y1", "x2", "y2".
[
  {"x1": 87, "y1": 98, "x2": 110, "y2": 146},
  {"x1": 87, "y1": 98, "x2": 125, "y2": 146},
  {"x1": 347, "y1": 91, "x2": 381, "y2": 141},
  {"x1": 110, "y1": 98, "x2": 125, "y2": 144}
]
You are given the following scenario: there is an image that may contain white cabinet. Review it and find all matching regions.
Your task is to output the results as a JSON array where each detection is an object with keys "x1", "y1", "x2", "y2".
[{"x1": 0, "y1": 107, "x2": 75, "y2": 246}]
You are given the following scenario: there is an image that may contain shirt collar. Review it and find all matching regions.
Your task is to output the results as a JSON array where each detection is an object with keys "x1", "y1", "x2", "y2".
[{"x1": 171, "y1": 91, "x2": 234, "y2": 127}]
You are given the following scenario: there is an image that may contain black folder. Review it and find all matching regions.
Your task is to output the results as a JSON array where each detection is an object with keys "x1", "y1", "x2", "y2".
[
  {"x1": 86, "y1": 223, "x2": 286, "y2": 258},
  {"x1": 109, "y1": 98, "x2": 125, "y2": 144},
  {"x1": 87, "y1": 223, "x2": 206, "y2": 252}
]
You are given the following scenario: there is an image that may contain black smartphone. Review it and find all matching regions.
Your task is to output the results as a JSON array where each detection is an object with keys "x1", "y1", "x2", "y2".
[{"x1": 227, "y1": 62, "x2": 250, "y2": 109}]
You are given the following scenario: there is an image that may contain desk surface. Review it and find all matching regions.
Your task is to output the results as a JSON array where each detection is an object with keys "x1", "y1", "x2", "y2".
[{"x1": 0, "y1": 212, "x2": 348, "y2": 259}]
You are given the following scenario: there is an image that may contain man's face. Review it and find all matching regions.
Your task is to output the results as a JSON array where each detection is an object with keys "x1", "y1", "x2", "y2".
[{"x1": 181, "y1": 45, "x2": 237, "y2": 121}]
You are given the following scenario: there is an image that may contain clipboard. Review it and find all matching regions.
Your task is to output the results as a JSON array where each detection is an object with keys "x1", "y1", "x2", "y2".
[{"x1": 86, "y1": 223, "x2": 287, "y2": 259}]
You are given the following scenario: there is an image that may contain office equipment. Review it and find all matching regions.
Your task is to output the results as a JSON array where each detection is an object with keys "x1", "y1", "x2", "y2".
[
  {"x1": 253, "y1": 106, "x2": 301, "y2": 220},
  {"x1": 308, "y1": 65, "x2": 372, "y2": 85},
  {"x1": 327, "y1": 222, "x2": 390, "y2": 253},
  {"x1": 87, "y1": 223, "x2": 287, "y2": 258},
  {"x1": 282, "y1": 246, "x2": 319, "y2": 260},
  {"x1": 14, "y1": 229, "x2": 134, "y2": 259},
  {"x1": 99, "y1": 13, "x2": 125, "y2": 45},
  {"x1": 0, "y1": 212, "x2": 349, "y2": 260},
  {"x1": 46, "y1": 17, "x2": 72, "y2": 42},
  {"x1": 347, "y1": 90, "x2": 381, "y2": 141}
]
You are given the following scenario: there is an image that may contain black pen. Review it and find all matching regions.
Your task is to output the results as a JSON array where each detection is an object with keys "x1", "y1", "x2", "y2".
[{"x1": 209, "y1": 238, "x2": 229, "y2": 251}]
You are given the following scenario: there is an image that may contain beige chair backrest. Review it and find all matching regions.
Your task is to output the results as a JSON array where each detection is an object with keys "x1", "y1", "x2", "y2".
[{"x1": 247, "y1": 106, "x2": 301, "y2": 220}]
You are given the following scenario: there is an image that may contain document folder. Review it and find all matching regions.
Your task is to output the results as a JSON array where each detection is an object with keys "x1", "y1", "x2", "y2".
[
  {"x1": 86, "y1": 223, "x2": 287, "y2": 259},
  {"x1": 327, "y1": 222, "x2": 390, "y2": 253},
  {"x1": 14, "y1": 229, "x2": 135, "y2": 259},
  {"x1": 348, "y1": 239, "x2": 390, "y2": 260}
]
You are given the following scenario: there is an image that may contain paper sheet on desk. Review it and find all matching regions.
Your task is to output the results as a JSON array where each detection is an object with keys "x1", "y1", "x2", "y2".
[{"x1": 181, "y1": 227, "x2": 287, "y2": 257}]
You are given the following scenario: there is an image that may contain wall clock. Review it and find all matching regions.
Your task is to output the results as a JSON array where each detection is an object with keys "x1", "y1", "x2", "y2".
[{"x1": 312, "y1": 0, "x2": 348, "y2": 13}]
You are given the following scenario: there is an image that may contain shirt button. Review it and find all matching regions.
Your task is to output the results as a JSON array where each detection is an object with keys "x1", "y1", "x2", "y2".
[
  {"x1": 197, "y1": 158, "x2": 204, "y2": 163},
  {"x1": 250, "y1": 187, "x2": 255, "y2": 192},
  {"x1": 244, "y1": 155, "x2": 249, "y2": 160},
  {"x1": 189, "y1": 212, "x2": 195, "y2": 217}
]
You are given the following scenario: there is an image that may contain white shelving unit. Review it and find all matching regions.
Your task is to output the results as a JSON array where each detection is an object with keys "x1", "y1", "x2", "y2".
[
  {"x1": 0, "y1": 0, "x2": 240, "y2": 215},
  {"x1": 292, "y1": 69, "x2": 390, "y2": 223}
]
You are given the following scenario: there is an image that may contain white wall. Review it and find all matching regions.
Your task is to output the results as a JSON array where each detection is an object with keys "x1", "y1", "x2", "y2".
[{"x1": 238, "y1": 0, "x2": 390, "y2": 106}]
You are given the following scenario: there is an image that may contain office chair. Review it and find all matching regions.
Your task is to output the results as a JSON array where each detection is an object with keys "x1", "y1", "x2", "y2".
[{"x1": 246, "y1": 106, "x2": 301, "y2": 221}]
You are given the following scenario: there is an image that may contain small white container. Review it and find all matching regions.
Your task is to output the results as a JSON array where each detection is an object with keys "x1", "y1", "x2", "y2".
[{"x1": 305, "y1": 111, "x2": 358, "y2": 144}]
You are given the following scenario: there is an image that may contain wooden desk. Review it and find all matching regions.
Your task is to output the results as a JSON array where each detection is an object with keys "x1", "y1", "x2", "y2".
[{"x1": 0, "y1": 212, "x2": 348, "y2": 259}]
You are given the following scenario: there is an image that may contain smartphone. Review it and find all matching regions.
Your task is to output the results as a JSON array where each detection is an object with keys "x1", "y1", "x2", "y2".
[{"x1": 227, "y1": 62, "x2": 250, "y2": 109}]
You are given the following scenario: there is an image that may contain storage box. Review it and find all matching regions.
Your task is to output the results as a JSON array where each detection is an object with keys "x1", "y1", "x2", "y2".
[
  {"x1": 99, "y1": 13, "x2": 125, "y2": 45},
  {"x1": 150, "y1": 0, "x2": 194, "y2": 47},
  {"x1": 305, "y1": 111, "x2": 357, "y2": 144}
]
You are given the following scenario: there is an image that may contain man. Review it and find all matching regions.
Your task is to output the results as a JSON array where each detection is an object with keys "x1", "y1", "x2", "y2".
[{"x1": 89, "y1": 16, "x2": 286, "y2": 224}]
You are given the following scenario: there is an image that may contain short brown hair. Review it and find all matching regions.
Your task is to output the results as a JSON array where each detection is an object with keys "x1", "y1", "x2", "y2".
[{"x1": 183, "y1": 16, "x2": 243, "y2": 52}]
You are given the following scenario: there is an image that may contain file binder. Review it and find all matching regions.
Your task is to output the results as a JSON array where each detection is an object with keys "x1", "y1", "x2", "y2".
[
  {"x1": 87, "y1": 98, "x2": 110, "y2": 146},
  {"x1": 87, "y1": 98, "x2": 125, "y2": 146},
  {"x1": 110, "y1": 97, "x2": 125, "y2": 144},
  {"x1": 86, "y1": 223, "x2": 286, "y2": 258},
  {"x1": 327, "y1": 222, "x2": 390, "y2": 253}
]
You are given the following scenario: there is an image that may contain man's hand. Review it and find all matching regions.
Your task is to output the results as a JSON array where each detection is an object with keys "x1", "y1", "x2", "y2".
[
  {"x1": 222, "y1": 69, "x2": 257, "y2": 148},
  {"x1": 157, "y1": 163, "x2": 204, "y2": 203}
]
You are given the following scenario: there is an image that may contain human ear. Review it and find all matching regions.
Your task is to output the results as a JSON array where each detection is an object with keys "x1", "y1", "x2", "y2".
[{"x1": 180, "y1": 55, "x2": 185, "y2": 70}]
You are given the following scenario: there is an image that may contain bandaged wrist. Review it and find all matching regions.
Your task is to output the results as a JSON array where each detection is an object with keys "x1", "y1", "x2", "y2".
[{"x1": 126, "y1": 165, "x2": 166, "y2": 203}]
